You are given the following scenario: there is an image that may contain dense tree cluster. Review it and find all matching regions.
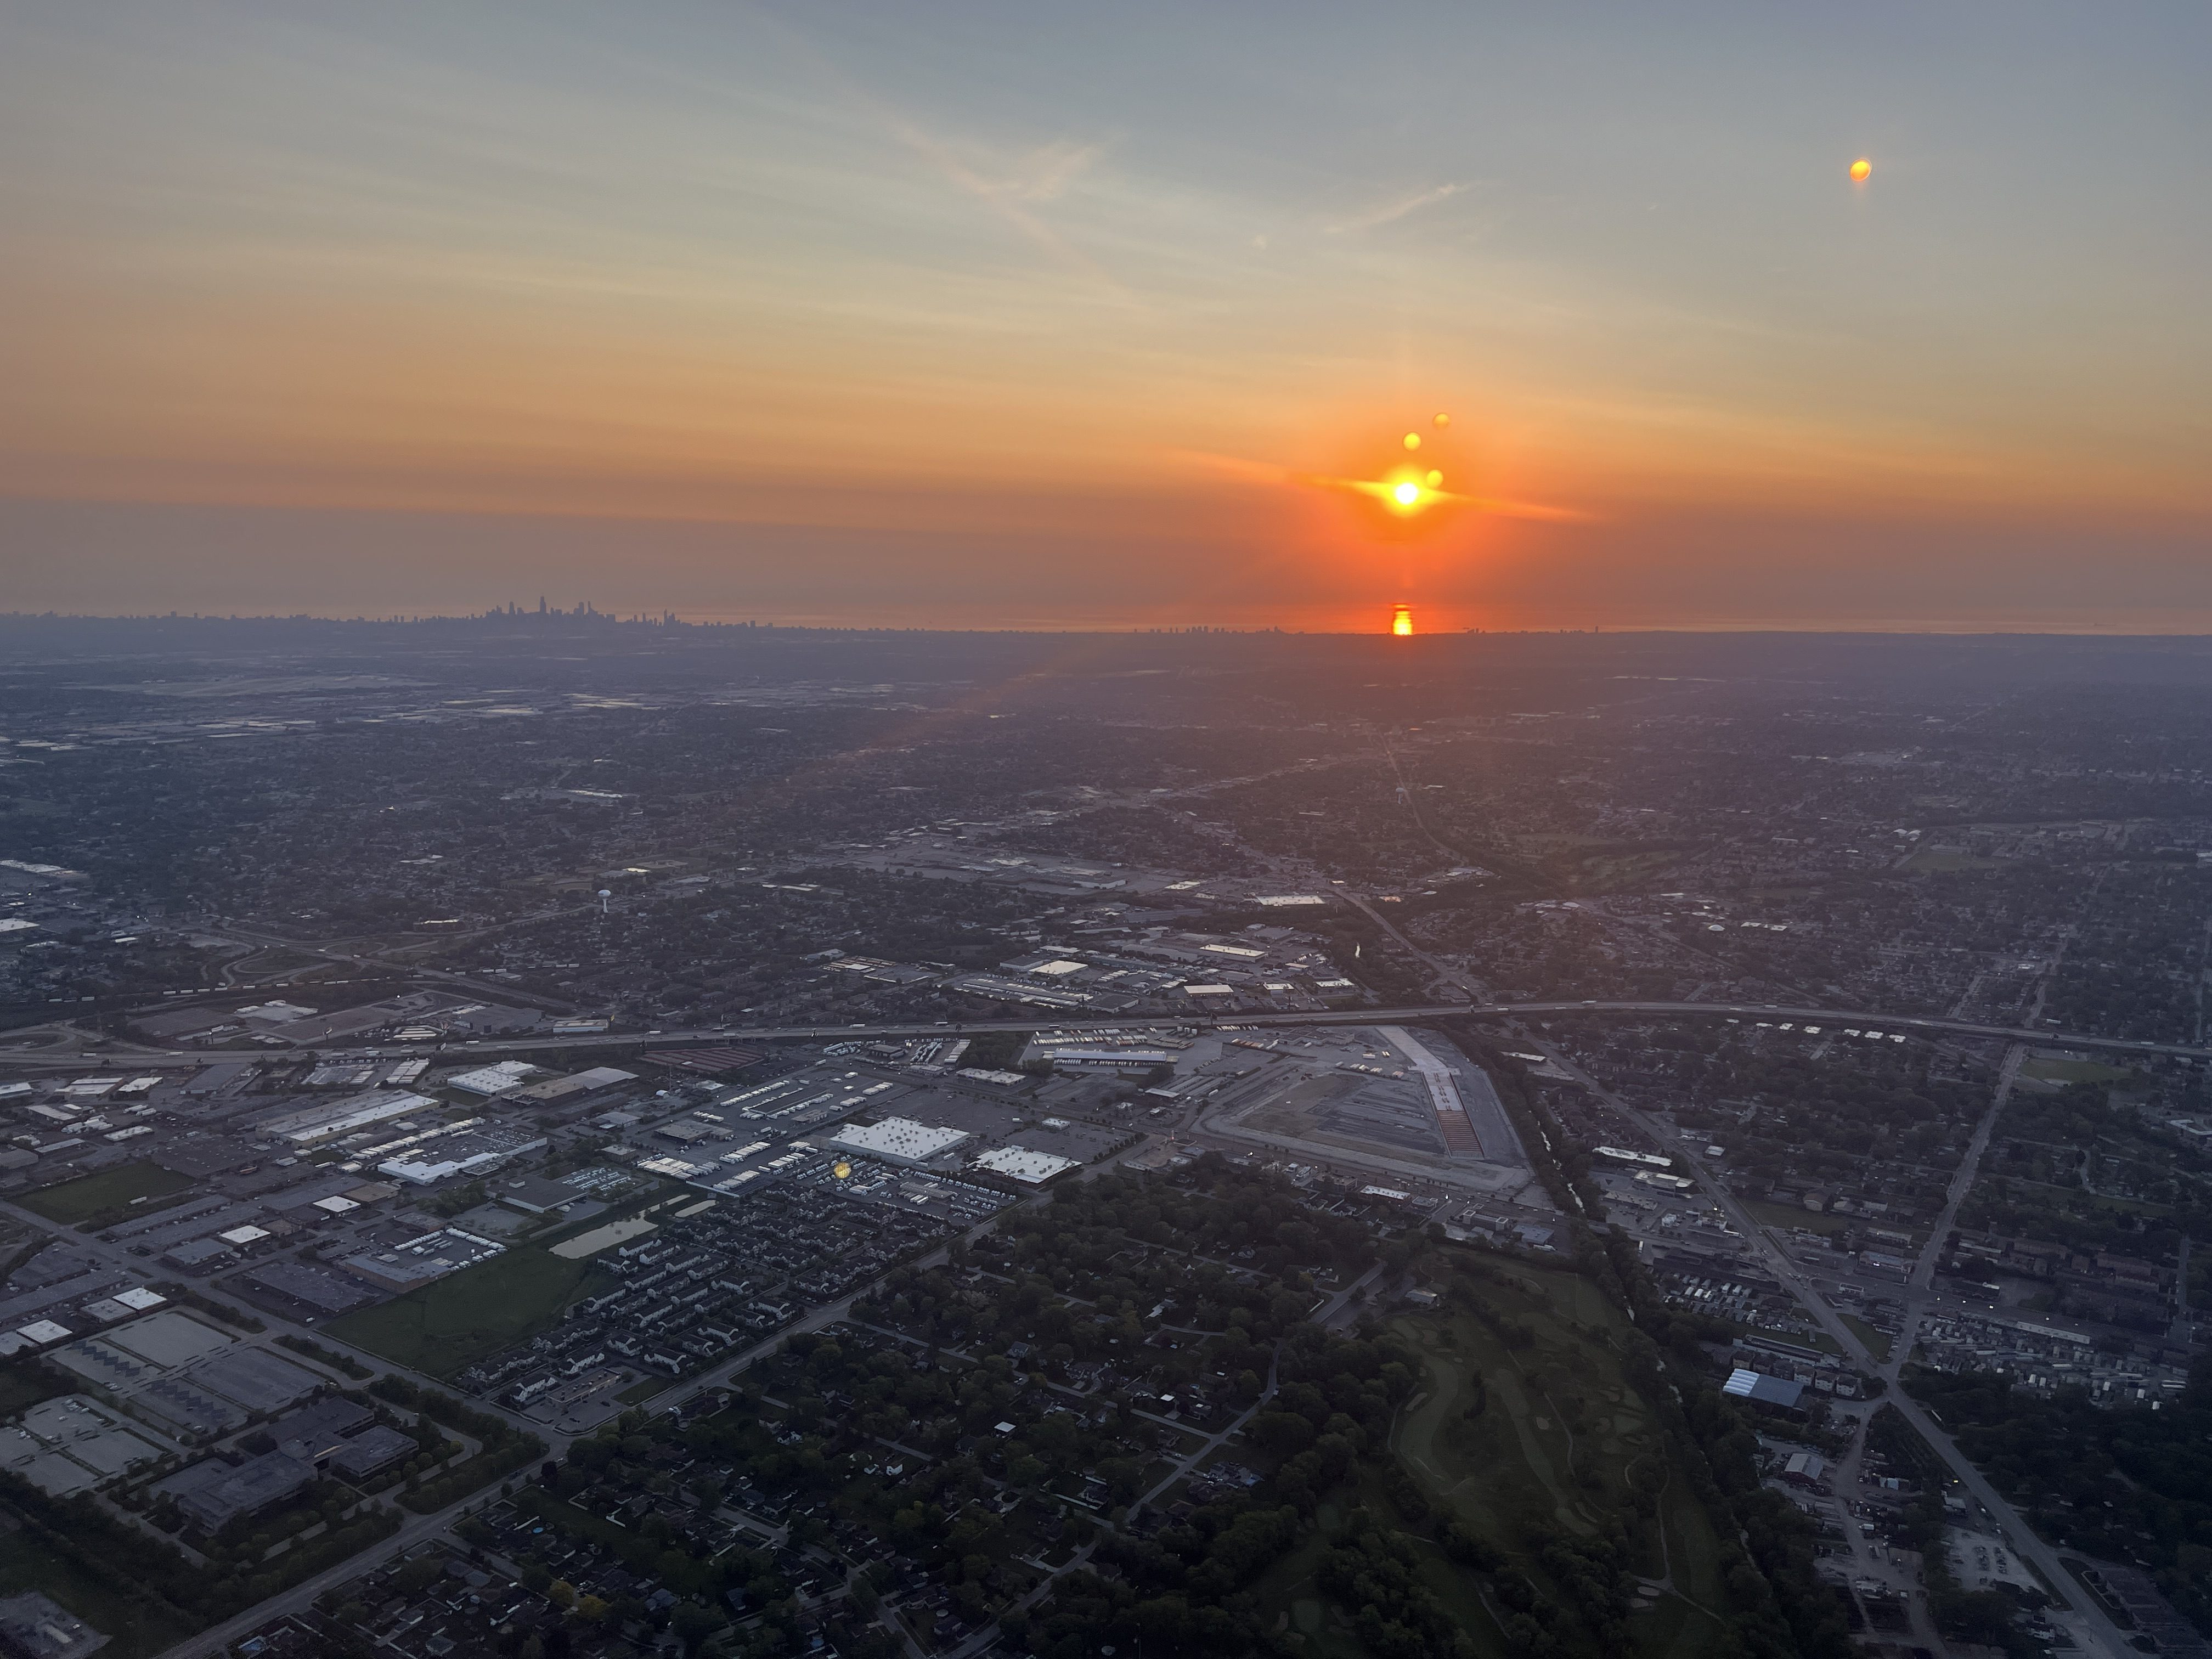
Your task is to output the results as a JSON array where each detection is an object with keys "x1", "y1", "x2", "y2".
[
  {"x1": 1971, "y1": 1081, "x2": 2212, "y2": 1248},
  {"x1": 1906, "y1": 1363, "x2": 2212, "y2": 1639}
]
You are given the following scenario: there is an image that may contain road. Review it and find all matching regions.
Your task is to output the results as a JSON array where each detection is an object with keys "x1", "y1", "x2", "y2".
[
  {"x1": 150, "y1": 1156, "x2": 1380, "y2": 1657},
  {"x1": 1827, "y1": 1408, "x2": 1944, "y2": 1651},
  {"x1": 147, "y1": 1125, "x2": 1160, "y2": 1657},
  {"x1": 8, "y1": 998, "x2": 2198, "y2": 1076},
  {"x1": 1130, "y1": 1343, "x2": 1283, "y2": 1520},
  {"x1": 0, "y1": 1193, "x2": 549, "y2": 1448},
  {"x1": 10, "y1": 983, "x2": 2157, "y2": 1656},
  {"x1": 1513, "y1": 1028, "x2": 2135, "y2": 1659},
  {"x1": 0, "y1": 1190, "x2": 577, "y2": 1659},
  {"x1": 939, "y1": 1265, "x2": 1385, "y2": 1659}
]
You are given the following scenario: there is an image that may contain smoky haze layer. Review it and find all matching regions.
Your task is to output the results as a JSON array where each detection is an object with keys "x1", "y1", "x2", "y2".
[{"x1": 2, "y1": 5, "x2": 2208, "y2": 630}]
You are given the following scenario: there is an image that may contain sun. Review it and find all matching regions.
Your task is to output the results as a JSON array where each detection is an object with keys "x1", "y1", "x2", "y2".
[
  {"x1": 1392, "y1": 481, "x2": 1421, "y2": 507},
  {"x1": 1392, "y1": 604, "x2": 1414, "y2": 637},
  {"x1": 1850, "y1": 157, "x2": 1872, "y2": 182}
]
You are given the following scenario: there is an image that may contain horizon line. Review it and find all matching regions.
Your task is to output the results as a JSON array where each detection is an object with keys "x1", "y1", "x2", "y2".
[{"x1": 10, "y1": 609, "x2": 2212, "y2": 642}]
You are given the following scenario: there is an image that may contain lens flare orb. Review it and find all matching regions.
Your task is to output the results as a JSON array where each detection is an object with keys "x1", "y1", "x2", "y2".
[{"x1": 1402, "y1": 432, "x2": 1421, "y2": 450}]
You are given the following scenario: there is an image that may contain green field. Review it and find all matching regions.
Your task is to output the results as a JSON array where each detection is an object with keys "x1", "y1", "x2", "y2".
[
  {"x1": 1840, "y1": 1314, "x2": 1893, "y2": 1362},
  {"x1": 0, "y1": 1529, "x2": 202, "y2": 1659},
  {"x1": 318, "y1": 1180, "x2": 672, "y2": 1375},
  {"x1": 2021, "y1": 1057, "x2": 2137, "y2": 1086},
  {"x1": 1231, "y1": 1257, "x2": 1745, "y2": 1659},
  {"x1": 321, "y1": 1245, "x2": 616, "y2": 1378},
  {"x1": 19, "y1": 1160, "x2": 197, "y2": 1224},
  {"x1": 1388, "y1": 1262, "x2": 1731, "y2": 1657}
]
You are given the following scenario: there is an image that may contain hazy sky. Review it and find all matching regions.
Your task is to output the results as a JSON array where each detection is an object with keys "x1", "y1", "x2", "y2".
[{"x1": 3, "y1": 2, "x2": 2208, "y2": 630}]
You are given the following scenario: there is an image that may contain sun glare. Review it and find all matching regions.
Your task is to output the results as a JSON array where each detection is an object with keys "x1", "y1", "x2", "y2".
[{"x1": 1392, "y1": 481, "x2": 1421, "y2": 506}]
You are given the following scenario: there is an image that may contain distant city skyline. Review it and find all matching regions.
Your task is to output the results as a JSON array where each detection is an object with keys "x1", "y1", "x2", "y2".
[{"x1": 3, "y1": 3, "x2": 2208, "y2": 631}]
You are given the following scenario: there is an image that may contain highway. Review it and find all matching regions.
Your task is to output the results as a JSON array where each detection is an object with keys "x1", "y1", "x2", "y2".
[
  {"x1": 8, "y1": 978, "x2": 2182, "y2": 1654},
  {"x1": 7, "y1": 996, "x2": 2207, "y2": 1076},
  {"x1": 144, "y1": 1124, "x2": 1165, "y2": 1658},
  {"x1": 1512, "y1": 1027, "x2": 2135, "y2": 1659}
]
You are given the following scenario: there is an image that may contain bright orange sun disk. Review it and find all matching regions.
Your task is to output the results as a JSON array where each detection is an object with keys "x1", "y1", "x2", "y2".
[{"x1": 1392, "y1": 605, "x2": 1414, "y2": 636}]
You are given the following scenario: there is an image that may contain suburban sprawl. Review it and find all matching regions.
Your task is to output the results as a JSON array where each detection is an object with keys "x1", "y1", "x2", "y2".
[{"x1": 4, "y1": 618, "x2": 2212, "y2": 1659}]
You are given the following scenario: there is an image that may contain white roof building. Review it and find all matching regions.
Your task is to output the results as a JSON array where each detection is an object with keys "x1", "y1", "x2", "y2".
[
  {"x1": 1036, "y1": 1046, "x2": 1180, "y2": 1069},
  {"x1": 447, "y1": 1060, "x2": 541, "y2": 1097},
  {"x1": 830, "y1": 1117, "x2": 973, "y2": 1167},
  {"x1": 236, "y1": 1001, "x2": 318, "y2": 1024},
  {"x1": 261, "y1": 1089, "x2": 433, "y2": 1144},
  {"x1": 1723, "y1": 1368, "x2": 1806, "y2": 1409},
  {"x1": 970, "y1": 1146, "x2": 1080, "y2": 1184}
]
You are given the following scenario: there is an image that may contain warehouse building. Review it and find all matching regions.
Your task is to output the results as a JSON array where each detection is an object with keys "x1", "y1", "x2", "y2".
[
  {"x1": 446, "y1": 1060, "x2": 541, "y2": 1097},
  {"x1": 156, "y1": 1447, "x2": 317, "y2": 1534},
  {"x1": 970, "y1": 1146, "x2": 1080, "y2": 1185},
  {"x1": 828, "y1": 1117, "x2": 973, "y2": 1167},
  {"x1": 1722, "y1": 1368, "x2": 1806, "y2": 1410},
  {"x1": 254, "y1": 1090, "x2": 434, "y2": 1145}
]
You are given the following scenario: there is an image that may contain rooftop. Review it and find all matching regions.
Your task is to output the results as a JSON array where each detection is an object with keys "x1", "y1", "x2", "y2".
[
  {"x1": 970, "y1": 1146, "x2": 1081, "y2": 1184},
  {"x1": 830, "y1": 1116, "x2": 973, "y2": 1165},
  {"x1": 1722, "y1": 1368, "x2": 1806, "y2": 1410}
]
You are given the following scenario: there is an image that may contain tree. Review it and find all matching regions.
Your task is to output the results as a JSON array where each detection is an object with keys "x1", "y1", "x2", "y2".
[{"x1": 673, "y1": 1600, "x2": 726, "y2": 1655}]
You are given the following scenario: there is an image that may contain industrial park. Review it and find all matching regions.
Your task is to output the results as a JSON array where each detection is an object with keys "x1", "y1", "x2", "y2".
[{"x1": 2, "y1": 619, "x2": 2211, "y2": 1659}]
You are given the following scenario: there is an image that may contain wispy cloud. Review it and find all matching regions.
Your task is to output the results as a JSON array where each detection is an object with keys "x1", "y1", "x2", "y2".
[
  {"x1": 992, "y1": 138, "x2": 1105, "y2": 204},
  {"x1": 751, "y1": 14, "x2": 1131, "y2": 303},
  {"x1": 877, "y1": 114, "x2": 1131, "y2": 301},
  {"x1": 1329, "y1": 181, "x2": 1469, "y2": 235}
]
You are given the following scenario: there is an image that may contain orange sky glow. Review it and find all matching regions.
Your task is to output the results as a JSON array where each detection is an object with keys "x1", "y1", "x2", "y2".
[{"x1": 2, "y1": 5, "x2": 2207, "y2": 631}]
